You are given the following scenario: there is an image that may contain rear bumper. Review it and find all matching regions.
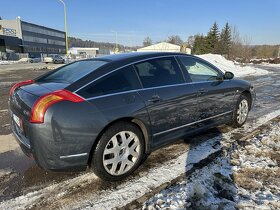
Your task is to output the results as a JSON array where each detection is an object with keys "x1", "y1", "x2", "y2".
[
  {"x1": 11, "y1": 120, "x2": 33, "y2": 158},
  {"x1": 10, "y1": 110, "x2": 89, "y2": 171}
]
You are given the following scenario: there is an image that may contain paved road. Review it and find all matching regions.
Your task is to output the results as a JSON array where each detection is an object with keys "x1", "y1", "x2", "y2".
[{"x1": 0, "y1": 64, "x2": 279, "y2": 207}]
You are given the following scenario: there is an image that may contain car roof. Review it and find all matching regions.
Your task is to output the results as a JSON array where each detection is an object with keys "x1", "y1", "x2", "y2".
[{"x1": 95, "y1": 52, "x2": 189, "y2": 62}]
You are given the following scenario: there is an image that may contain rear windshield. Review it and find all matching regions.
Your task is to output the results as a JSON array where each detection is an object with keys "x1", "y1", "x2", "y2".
[{"x1": 39, "y1": 60, "x2": 107, "y2": 83}]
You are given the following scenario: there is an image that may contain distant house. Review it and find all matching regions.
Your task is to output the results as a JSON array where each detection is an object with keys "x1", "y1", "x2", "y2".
[{"x1": 137, "y1": 42, "x2": 191, "y2": 54}]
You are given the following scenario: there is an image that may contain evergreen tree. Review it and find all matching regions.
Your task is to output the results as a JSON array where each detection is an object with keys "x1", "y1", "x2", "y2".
[
  {"x1": 193, "y1": 34, "x2": 208, "y2": 54},
  {"x1": 206, "y1": 22, "x2": 220, "y2": 53},
  {"x1": 219, "y1": 22, "x2": 231, "y2": 56}
]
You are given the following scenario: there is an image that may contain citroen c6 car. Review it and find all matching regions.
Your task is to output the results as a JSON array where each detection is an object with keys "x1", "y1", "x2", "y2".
[{"x1": 9, "y1": 52, "x2": 255, "y2": 181}]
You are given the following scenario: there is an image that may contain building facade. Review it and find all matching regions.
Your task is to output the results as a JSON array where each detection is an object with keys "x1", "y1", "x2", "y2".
[{"x1": 0, "y1": 18, "x2": 66, "y2": 57}]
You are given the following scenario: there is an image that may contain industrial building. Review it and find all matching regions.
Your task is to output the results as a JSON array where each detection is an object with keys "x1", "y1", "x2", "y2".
[{"x1": 0, "y1": 18, "x2": 66, "y2": 57}]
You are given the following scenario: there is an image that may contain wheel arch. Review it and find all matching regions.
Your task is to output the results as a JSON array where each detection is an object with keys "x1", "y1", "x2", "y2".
[
  {"x1": 87, "y1": 117, "x2": 151, "y2": 165},
  {"x1": 241, "y1": 90, "x2": 252, "y2": 110}
]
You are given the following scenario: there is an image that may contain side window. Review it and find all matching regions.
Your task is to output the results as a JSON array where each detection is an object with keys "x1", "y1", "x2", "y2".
[
  {"x1": 178, "y1": 56, "x2": 222, "y2": 82},
  {"x1": 79, "y1": 65, "x2": 141, "y2": 98},
  {"x1": 134, "y1": 57, "x2": 184, "y2": 88}
]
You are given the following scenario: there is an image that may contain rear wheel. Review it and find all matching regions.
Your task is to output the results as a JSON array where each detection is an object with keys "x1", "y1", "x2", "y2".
[
  {"x1": 91, "y1": 122, "x2": 144, "y2": 181},
  {"x1": 232, "y1": 94, "x2": 249, "y2": 127}
]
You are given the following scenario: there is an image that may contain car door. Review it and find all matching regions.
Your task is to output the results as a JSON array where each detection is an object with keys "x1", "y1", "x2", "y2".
[
  {"x1": 134, "y1": 57, "x2": 198, "y2": 147},
  {"x1": 177, "y1": 56, "x2": 236, "y2": 122}
]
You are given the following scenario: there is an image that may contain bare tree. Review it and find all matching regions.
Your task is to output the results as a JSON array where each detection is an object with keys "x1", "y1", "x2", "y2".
[
  {"x1": 186, "y1": 35, "x2": 195, "y2": 48},
  {"x1": 167, "y1": 35, "x2": 183, "y2": 45},
  {"x1": 242, "y1": 35, "x2": 252, "y2": 62},
  {"x1": 143, "y1": 37, "x2": 152, "y2": 47},
  {"x1": 229, "y1": 25, "x2": 251, "y2": 61}
]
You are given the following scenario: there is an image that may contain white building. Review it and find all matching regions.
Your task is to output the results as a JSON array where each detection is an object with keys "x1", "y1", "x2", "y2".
[
  {"x1": 68, "y1": 47, "x2": 99, "y2": 58},
  {"x1": 137, "y1": 42, "x2": 191, "y2": 54}
]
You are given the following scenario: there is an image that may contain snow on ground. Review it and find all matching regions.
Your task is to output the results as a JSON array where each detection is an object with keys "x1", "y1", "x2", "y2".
[
  {"x1": 143, "y1": 118, "x2": 280, "y2": 210},
  {"x1": 197, "y1": 54, "x2": 270, "y2": 77},
  {"x1": 259, "y1": 63, "x2": 280, "y2": 68},
  {"x1": 0, "y1": 61, "x2": 18, "y2": 65}
]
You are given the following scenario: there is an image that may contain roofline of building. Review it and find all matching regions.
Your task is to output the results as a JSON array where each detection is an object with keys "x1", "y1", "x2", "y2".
[{"x1": 21, "y1": 20, "x2": 65, "y2": 34}]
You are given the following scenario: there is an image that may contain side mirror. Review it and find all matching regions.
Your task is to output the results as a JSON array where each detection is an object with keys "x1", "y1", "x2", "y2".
[{"x1": 224, "y1": 71, "x2": 234, "y2": 80}]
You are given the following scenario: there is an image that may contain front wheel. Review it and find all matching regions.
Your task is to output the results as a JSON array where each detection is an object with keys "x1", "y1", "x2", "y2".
[
  {"x1": 91, "y1": 122, "x2": 144, "y2": 181},
  {"x1": 232, "y1": 94, "x2": 250, "y2": 127}
]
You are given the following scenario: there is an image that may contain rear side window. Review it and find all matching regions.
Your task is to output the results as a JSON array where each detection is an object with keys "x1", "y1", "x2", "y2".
[
  {"x1": 134, "y1": 57, "x2": 184, "y2": 88},
  {"x1": 79, "y1": 65, "x2": 141, "y2": 98},
  {"x1": 38, "y1": 60, "x2": 107, "y2": 83}
]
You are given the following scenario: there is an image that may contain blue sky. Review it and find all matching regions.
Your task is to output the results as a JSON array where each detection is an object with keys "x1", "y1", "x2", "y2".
[{"x1": 1, "y1": 0, "x2": 280, "y2": 46}]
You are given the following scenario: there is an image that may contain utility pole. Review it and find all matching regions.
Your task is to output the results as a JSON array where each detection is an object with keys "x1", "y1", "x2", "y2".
[{"x1": 59, "y1": 0, "x2": 68, "y2": 55}]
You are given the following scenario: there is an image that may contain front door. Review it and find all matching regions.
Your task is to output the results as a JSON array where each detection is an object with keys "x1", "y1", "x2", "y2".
[
  {"x1": 134, "y1": 57, "x2": 198, "y2": 147},
  {"x1": 177, "y1": 56, "x2": 236, "y2": 121}
]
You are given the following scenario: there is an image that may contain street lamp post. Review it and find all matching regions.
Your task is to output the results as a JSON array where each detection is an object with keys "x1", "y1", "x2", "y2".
[
  {"x1": 59, "y1": 0, "x2": 68, "y2": 55},
  {"x1": 111, "y1": 30, "x2": 118, "y2": 53}
]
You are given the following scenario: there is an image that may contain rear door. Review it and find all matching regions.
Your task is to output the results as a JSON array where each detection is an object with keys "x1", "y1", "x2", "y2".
[
  {"x1": 134, "y1": 57, "x2": 198, "y2": 147},
  {"x1": 177, "y1": 56, "x2": 236, "y2": 121}
]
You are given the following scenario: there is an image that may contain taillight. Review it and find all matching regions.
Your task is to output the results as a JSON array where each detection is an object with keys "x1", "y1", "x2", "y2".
[
  {"x1": 30, "y1": 90, "x2": 84, "y2": 123},
  {"x1": 9, "y1": 80, "x2": 34, "y2": 96}
]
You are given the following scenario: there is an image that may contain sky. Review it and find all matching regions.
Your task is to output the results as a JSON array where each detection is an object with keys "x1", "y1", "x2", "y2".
[{"x1": 1, "y1": 0, "x2": 280, "y2": 46}]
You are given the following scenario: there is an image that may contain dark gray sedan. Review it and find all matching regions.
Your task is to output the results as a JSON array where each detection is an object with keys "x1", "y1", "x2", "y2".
[{"x1": 8, "y1": 52, "x2": 255, "y2": 181}]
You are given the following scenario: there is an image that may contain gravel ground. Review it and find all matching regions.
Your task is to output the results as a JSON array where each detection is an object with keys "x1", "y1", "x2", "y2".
[{"x1": 142, "y1": 117, "x2": 280, "y2": 210}]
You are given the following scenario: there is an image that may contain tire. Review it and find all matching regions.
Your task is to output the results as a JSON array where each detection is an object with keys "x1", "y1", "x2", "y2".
[
  {"x1": 91, "y1": 122, "x2": 144, "y2": 181},
  {"x1": 232, "y1": 94, "x2": 250, "y2": 127}
]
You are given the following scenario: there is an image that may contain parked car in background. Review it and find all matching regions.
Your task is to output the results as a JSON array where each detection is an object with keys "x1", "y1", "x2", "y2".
[
  {"x1": 18, "y1": 57, "x2": 41, "y2": 63},
  {"x1": 44, "y1": 54, "x2": 65, "y2": 64},
  {"x1": 9, "y1": 52, "x2": 255, "y2": 181}
]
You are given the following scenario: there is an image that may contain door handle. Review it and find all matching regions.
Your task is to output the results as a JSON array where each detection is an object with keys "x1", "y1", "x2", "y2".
[
  {"x1": 148, "y1": 95, "x2": 161, "y2": 103},
  {"x1": 198, "y1": 88, "x2": 208, "y2": 94}
]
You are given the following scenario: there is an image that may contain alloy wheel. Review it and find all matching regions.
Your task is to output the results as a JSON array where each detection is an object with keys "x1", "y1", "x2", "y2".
[
  {"x1": 103, "y1": 131, "x2": 141, "y2": 176},
  {"x1": 237, "y1": 99, "x2": 248, "y2": 124}
]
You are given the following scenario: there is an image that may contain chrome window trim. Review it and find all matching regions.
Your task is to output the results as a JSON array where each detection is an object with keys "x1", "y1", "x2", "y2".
[
  {"x1": 60, "y1": 153, "x2": 88, "y2": 159},
  {"x1": 85, "y1": 82, "x2": 191, "y2": 101},
  {"x1": 153, "y1": 110, "x2": 233, "y2": 136},
  {"x1": 83, "y1": 80, "x2": 231, "y2": 101},
  {"x1": 74, "y1": 55, "x2": 184, "y2": 93}
]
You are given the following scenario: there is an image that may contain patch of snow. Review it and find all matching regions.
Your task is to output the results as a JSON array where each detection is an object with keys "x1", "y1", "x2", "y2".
[
  {"x1": 143, "y1": 114, "x2": 280, "y2": 210},
  {"x1": 197, "y1": 54, "x2": 270, "y2": 77},
  {"x1": 0, "y1": 61, "x2": 18, "y2": 65},
  {"x1": 259, "y1": 63, "x2": 280, "y2": 68}
]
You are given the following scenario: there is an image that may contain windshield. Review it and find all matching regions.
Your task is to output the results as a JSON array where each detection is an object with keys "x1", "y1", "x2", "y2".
[{"x1": 39, "y1": 60, "x2": 107, "y2": 83}]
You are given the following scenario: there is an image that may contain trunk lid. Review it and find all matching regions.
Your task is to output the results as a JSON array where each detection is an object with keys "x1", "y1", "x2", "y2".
[{"x1": 9, "y1": 82, "x2": 69, "y2": 121}]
